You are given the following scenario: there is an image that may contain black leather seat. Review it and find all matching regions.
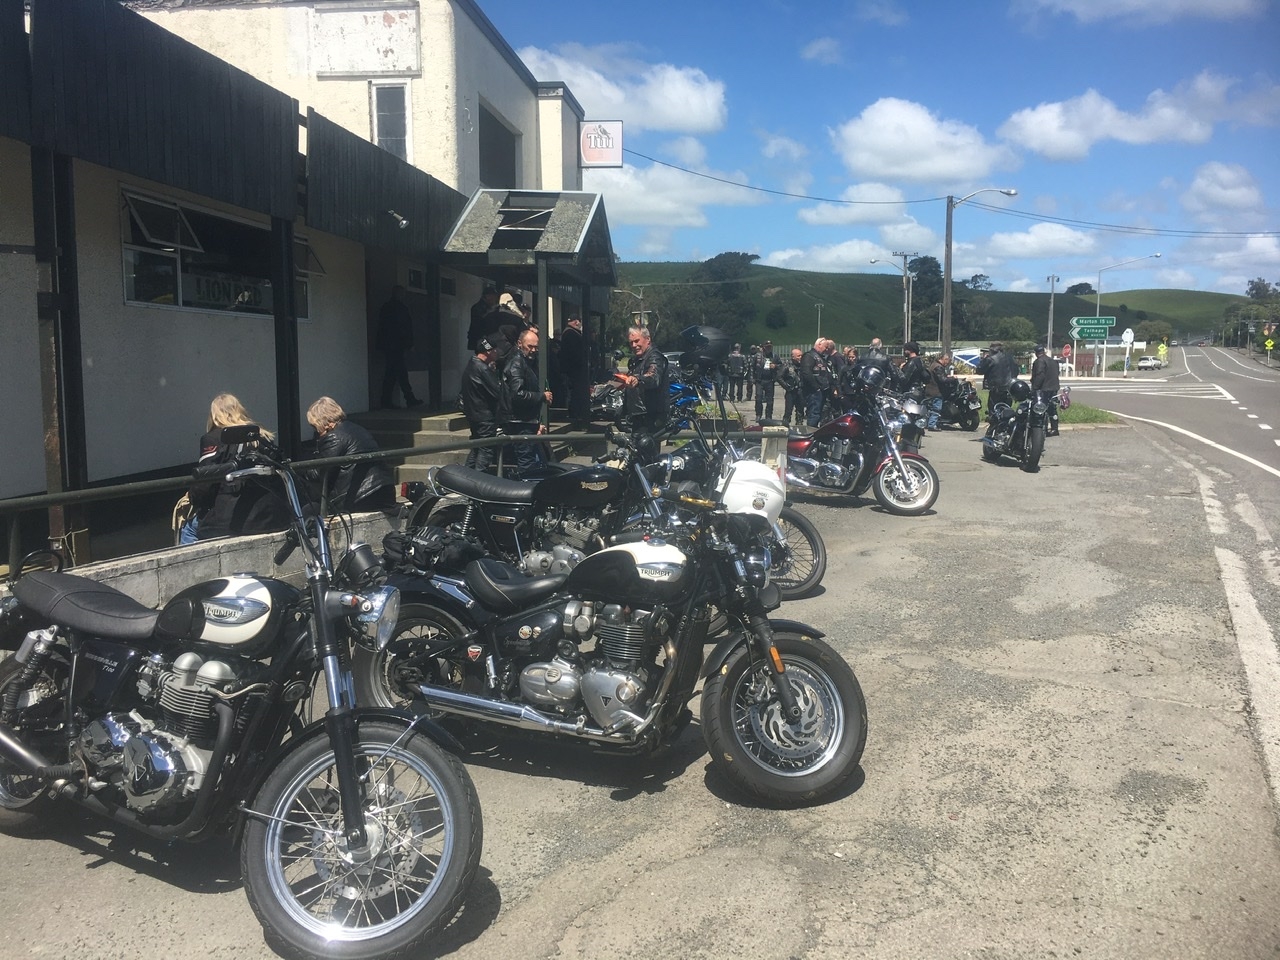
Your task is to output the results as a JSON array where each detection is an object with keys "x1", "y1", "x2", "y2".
[
  {"x1": 436, "y1": 464, "x2": 536, "y2": 504},
  {"x1": 464, "y1": 558, "x2": 565, "y2": 613},
  {"x1": 12, "y1": 571, "x2": 159, "y2": 641}
]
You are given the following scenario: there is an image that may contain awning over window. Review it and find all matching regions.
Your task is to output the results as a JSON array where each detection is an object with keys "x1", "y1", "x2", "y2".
[{"x1": 441, "y1": 189, "x2": 617, "y2": 290}]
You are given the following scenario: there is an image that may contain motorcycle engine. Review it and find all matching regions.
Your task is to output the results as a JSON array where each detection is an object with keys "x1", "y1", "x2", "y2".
[
  {"x1": 76, "y1": 651, "x2": 242, "y2": 814},
  {"x1": 517, "y1": 601, "x2": 671, "y2": 730},
  {"x1": 526, "y1": 510, "x2": 604, "y2": 574}
]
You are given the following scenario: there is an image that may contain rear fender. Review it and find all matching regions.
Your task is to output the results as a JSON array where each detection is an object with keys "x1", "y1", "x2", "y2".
[{"x1": 701, "y1": 618, "x2": 827, "y2": 679}]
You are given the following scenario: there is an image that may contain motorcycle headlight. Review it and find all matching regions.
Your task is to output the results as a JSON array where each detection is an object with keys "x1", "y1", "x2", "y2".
[
  {"x1": 354, "y1": 585, "x2": 401, "y2": 651},
  {"x1": 741, "y1": 548, "x2": 772, "y2": 587}
]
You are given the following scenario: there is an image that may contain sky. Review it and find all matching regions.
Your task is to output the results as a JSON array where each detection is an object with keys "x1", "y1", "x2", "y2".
[{"x1": 479, "y1": 0, "x2": 1279, "y2": 297}]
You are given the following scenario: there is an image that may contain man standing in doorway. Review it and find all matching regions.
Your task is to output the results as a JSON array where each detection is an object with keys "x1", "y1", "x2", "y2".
[
  {"x1": 504, "y1": 328, "x2": 553, "y2": 474},
  {"x1": 559, "y1": 315, "x2": 591, "y2": 424},
  {"x1": 377, "y1": 285, "x2": 422, "y2": 409},
  {"x1": 461, "y1": 338, "x2": 506, "y2": 473},
  {"x1": 468, "y1": 283, "x2": 499, "y2": 351}
]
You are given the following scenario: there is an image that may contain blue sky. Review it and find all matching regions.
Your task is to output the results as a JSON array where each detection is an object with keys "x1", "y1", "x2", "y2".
[{"x1": 482, "y1": 0, "x2": 1279, "y2": 296}]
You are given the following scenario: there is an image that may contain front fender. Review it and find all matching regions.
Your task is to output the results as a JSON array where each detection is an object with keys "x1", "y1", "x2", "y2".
[
  {"x1": 231, "y1": 707, "x2": 463, "y2": 845},
  {"x1": 875, "y1": 450, "x2": 930, "y2": 473},
  {"x1": 701, "y1": 618, "x2": 827, "y2": 679}
]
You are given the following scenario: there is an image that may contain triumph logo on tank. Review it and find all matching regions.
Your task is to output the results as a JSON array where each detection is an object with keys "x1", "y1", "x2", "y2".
[
  {"x1": 202, "y1": 598, "x2": 269, "y2": 624},
  {"x1": 580, "y1": 481, "x2": 609, "y2": 492}
]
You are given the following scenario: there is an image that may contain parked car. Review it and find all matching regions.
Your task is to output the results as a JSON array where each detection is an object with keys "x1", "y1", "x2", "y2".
[{"x1": 1137, "y1": 355, "x2": 1162, "y2": 370}]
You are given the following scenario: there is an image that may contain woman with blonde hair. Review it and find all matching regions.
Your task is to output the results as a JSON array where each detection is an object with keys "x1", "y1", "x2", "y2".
[
  {"x1": 181, "y1": 393, "x2": 288, "y2": 543},
  {"x1": 306, "y1": 396, "x2": 395, "y2": 513}
]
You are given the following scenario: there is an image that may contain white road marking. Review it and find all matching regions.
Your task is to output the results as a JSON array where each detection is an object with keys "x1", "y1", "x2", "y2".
[{"x1": 1106, "y1": 411, "x2": 1280, "y2": 481}]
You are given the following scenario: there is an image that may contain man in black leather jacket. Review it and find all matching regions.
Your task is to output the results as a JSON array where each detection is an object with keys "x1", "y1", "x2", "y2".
[
  {"x1": 621, "y1": 325, "x2": 669, "y2": 431},
  {"x1": 977, "y1": 341, "x2": 1019, "y2": 417},
  {"x1": 503, "y1": 328, "x2": 553, "y2": 474},
  {"x1": 305, "y1": 397, "x2": 395, "y2": 513},
  {"x1": 1031, "y1": 345, "x2": 1062, "y2": 435},
  {"x1": 461, "y1": 338, "x2": 507, "y2": 472},
  {"x1": 899, "y1": 341, "x2": 928, "y2": 394},
  {"x1": 800, "y1": 337, "x2": 833, "y2": 428}
]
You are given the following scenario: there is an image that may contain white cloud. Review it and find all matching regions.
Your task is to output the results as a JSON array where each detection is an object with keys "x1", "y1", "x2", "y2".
[
  {"x1": 517, "y1": 43, "x2": 727, "y2": 134},
  {"x1": 999, "y1": 72, "x2": 1280, "y2": 161},
  {"x1": 1181, "y1": 162, "x2": 1265, "y2": 229},
  {"x1": 856, "y1": 1, "x2": 909, "y2": 26},
  {"x1": 1014, "y1": 0, "x2": 1266, "y2": 25},
  {"x1": 831, "y1": 98, "x2": 1016, "y2": 182},
  {"x1": 798, "y1": 183, "x2": 907, "y2": 226},
  {"x1": 985, "y1": 222, "x2": 1098, "y2": 259},
  {"x1": 879, "y1": 220, "x2": 937, "y2": 252},
  {"x1": 761, "y1": 134, "x2": 807, "y2": 162},
  {"x1": 761, "y1": 238, "x2": 887, "y2": 273},
  {"x1": 800, "y1": 37, "x2": 842, "y2": 65}
]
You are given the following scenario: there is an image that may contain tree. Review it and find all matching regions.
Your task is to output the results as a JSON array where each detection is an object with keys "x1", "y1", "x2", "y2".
[
  {"x1": 1246, "y1": 277, "x2": 1276, "y2": 300},
  {"x1": 764, "y1": 306, "x2": 789, "y2": 330},
  {"x1": 1134, "y1": 320, "x2": 1173, "y2": 342},
  {"x1": 908, "y1": 255, "x2": 943, "y2": 309},
  {"x1": 968, "y1": 273, "x2": 993, "y2": 291},
  {"x1": 991, "y1": 315, "x2": 1037, "y2": 342},
  {"x1": 1066, "y1": 282, "x2": 1094, "y2": 296}
]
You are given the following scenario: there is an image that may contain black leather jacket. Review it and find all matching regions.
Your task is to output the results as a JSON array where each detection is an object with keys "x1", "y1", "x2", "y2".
[
  {"x1": 900, "y1": 355, "x2": 928, "y2": 392},
  {"x1": 312, "y1": 420, "x2": 394, "y2": 512},
  {"x1": 800, "y1": 349, "x2": 832, "y2": 393},
  {"x1": 628, "y1": 345, "x2": 669, "y2": 422},
  {"x1": 979, "y1": 350, "x2": 1019, "y2": 388},
  {"x1": 504, "y1": 348, "x2": 544, "y2": 422},
  {"x1": 461, "y1": 355, "x2": 507, "y2": 425},
  {"x1": 1031, "y1": 354, "x2": 1061, "y2": 393}
]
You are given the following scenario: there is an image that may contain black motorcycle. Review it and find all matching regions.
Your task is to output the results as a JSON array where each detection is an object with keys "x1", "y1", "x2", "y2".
[
  {"x1": 981, "y1": 379, "x2": 1049, "y2": 471},
  {"x1": 0, "y1": 427, "x2": 481, "y2": 960},
  {"x1": 936, "y1": 379, "x2": 983, "y2": 431},
  {"x1": 359, "y1": 458, "x2": 867, "y2": 808}
]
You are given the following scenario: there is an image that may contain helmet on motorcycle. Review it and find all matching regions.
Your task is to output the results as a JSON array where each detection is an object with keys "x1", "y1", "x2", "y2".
[
  {"x1": 679, "y1": 325, "x2": 734, "y2": 371},
  {"x1": 857, "y1": 364, "x2": 887, "y2": 392},
  {"x1": 1009, "y1": 380, "x2": 1032, "y2": 401}
]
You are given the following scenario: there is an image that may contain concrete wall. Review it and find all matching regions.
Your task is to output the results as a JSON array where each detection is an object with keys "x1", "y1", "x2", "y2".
[
  {"x1": 74, "y1": 160, "x2": 368, "y2": 481},
  {"x1": 537, "y1": 88, "x2": 585, "y2": 192},
  {"x1": 0, "y1": 137, "x2": 45, "y2": 498}
]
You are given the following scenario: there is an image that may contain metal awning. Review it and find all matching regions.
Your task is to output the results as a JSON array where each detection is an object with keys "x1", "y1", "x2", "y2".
[{"x1": 440, "y1": 189, "x2": 617, "y2": 289}]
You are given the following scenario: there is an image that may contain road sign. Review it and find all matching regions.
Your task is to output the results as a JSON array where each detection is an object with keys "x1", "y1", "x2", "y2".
[
  {"x1": 1068, "y1": 316, "x2": 1115, "y2": 339},
  {"x1": 1267, "y1": 339, "x2": 1275, "y2": 351},
  {"x1": 1069, "y1": 317, "x2": 1116, "y2": 326},
  {"x1": 1121, "y1": 328, "x2": 1134, "y2": 345}
]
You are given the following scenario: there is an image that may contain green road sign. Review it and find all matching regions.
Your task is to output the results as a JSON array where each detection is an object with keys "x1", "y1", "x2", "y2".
[
  {"x1": 1069, "y1": 317, "x2": 1116, "y2": 326},
  {"x1": 1069, "y1": 326, "x2": 1113, "y2": 339}
]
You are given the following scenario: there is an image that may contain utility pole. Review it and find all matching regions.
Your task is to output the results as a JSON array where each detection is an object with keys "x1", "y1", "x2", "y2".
[
  {"x1": 815, "y1": 302, "x2": 823, "y2": 339},
  {"x1": 892, "y1": 251, "x2": 918, "y2": 343},
  {"x1": 1046, "y1": 274, "x2": 1059, "y2": 350}
]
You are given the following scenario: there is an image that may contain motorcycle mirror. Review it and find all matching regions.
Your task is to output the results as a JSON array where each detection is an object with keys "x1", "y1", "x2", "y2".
[{"x1": 219, "y1": 423, "x2": 261, "y2": 445}]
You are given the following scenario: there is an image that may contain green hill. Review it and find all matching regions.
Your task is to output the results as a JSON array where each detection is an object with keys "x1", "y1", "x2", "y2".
[{"x1": 612, "y1": 262, "x2": 1249, "y2": 348}]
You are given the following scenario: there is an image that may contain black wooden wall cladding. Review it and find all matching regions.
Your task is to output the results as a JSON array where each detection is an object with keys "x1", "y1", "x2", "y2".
[
  {"x1": 27, "y1": 0, "x2": 297, "y2": 220},
  {"x1": 0, "y1": 0, "x2": 31, "y2": 144}
]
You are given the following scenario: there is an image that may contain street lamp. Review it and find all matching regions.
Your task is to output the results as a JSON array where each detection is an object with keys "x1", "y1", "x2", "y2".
[
  {"x1": 611, "y1": 287, "x2": 646, "y2": 329},
  {"x1": 942, "y1": 187, "x2": 1017, "y2": 356},
  {"x1": 1046, "y1": 274, "x2": 1059, "y2": 351},
  {"x1": 871, "y1": 251, "x2": 917, "y2": 343},
  {"x1": 1096, "y1": 254, "x2": 1161, "y2": 317}
]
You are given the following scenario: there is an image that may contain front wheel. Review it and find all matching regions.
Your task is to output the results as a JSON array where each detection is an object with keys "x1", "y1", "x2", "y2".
[
  {"x1": 872, "y1": 456, "x2": 939, "y2": 515},
  {"x1": 701, "y1": 631, "x2": 866, "y2": 807},
  {"x1": 771, "y1": 507, "x2": 827, "y2": 600},
  {"x1": 241, "y1": 720, "x2": 482, "y2": 960},
  {"x1": 1022, "y1": 426, "x2": 1045, "y2": 472}
]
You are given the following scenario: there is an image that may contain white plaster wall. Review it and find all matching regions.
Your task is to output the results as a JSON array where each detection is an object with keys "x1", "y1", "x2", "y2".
[
  {"x1": 536, "y1": 92, "x2": 584, "y2": 192},
  {"x1": 0, "y1": 138, "x2": 46, "y2": 498},
  {"x1": 73, "y1": 161, "x2": 367, "y2": 481}
]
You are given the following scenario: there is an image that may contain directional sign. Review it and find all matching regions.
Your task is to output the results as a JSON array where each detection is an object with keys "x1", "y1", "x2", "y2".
[{"x1": 1068, "y1": 316, "x2": 1115, "y2": 339}]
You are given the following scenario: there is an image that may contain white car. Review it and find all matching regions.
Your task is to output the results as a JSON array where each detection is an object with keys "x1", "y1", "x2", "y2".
[{"x1": 1136, "y1": 356, "x2": 1162, "y2": 370}]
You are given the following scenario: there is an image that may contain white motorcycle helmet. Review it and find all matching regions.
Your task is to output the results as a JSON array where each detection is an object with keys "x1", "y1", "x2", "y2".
[{"x1": 717, "y1": 458, "x2": 786, "y2": 525}]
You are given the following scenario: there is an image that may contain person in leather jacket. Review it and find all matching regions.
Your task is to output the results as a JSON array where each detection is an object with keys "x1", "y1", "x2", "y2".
[
  {"x1": 899, "y1": 341, "x2": 928, "y2": 394},
  {"x1": 800, "y1": 338, "x2": 833, "y2": 428},
  {"x1": 977, "y1": 341, "x2": 1019, "y2": 417},
  {"x1": 925, "y1": 352, "x2": 955, "y2": 429},
  {"x1": 305, "y1": 397, "x2": 395, "y2": 513},
  {"x1": 621, "y1": 325, "x2": 669, "y2": 431},
  {"x1": 503, "y1": 327, "x2": 553, "y2": 474},
  {"x1": 1030, "y1": 345, "x2": 1062, "y2": 435},
  {"x1": 461, "y1": 337, "x2": 507, "y2": 472}
]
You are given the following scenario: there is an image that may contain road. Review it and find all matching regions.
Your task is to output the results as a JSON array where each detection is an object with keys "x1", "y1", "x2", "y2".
[{"x1": 2, "y1": 421, "x2": 1280, "y2": 959}]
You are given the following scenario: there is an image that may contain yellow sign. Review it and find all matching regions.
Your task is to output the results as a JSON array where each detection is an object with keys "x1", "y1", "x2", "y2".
[
  {"x1": 1266, "y1": 339, "x2": 1275, "y2": 351},
  {"x1": 1157, "y1": 343, "x2": 1168, "y2": 356}
]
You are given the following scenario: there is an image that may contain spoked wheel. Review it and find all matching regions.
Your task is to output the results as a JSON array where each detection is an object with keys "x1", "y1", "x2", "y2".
[
  {"x1": 241, "y1": 720, "x2": 482, "y2": 960},
  {"x1": 0, "y1": 655, "x2": 66, "y2": 835},
  {"x1": 701, "y1": 632, "x2": 866, "y2": 807},
  {"x1": 872, "y1": 456, "x2": 939, "y2": 515},
  {"x1": 1022, "y1": 426, "x2": 1045, "y2": 472},
  {"x1": 353, "y1": 604, "x2": 470, "y2": 711},
  {"x1": 771, "y1": 507, "x2": 826, "y2": 599}
]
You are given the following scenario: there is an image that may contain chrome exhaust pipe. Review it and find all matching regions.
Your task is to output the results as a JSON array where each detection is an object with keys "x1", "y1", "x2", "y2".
[
  {"x1": 0, "y1": 721, "x2": 53, "y2": 775},
  {"x1": 417, "y1": 684, "x2": 622, "y2": 743}
]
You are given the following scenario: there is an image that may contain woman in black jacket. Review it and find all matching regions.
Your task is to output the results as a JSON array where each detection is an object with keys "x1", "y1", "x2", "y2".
[{"x1": 306, "y1": 396, "x2": 396, "y2": 513}]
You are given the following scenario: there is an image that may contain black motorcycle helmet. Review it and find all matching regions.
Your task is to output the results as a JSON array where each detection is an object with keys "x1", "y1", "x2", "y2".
[
  {"x1": 679, "y1": 325, "x2": 734, "y2": 371},
  {"x1": 1009, "y1": 380, "x2": 1032, "y2": 401},
  {"x1": 857, "y1": 364, "x2": 887, "y2": 392}
]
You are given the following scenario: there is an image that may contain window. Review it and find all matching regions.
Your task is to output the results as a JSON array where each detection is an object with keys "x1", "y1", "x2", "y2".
[
  {"x1": 372, "y1": 82, "x2": 410, "y2": 161},
  {"x1": 121, "y1": 191, "x2": 320, "y2": 319},
  {"x1": 478, "y1": 103, "x2": 518, "y2": 188}
]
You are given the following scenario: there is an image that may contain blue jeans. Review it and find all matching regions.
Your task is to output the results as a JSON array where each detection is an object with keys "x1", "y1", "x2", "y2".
[
  {"x1": 806, "y1": 389, "x2": 826, "y2": 427},
  {"x1": 179, "y1": 515, "x2": 200, "y2": 545},
  {"x1": 928, "y1": 396, "x2": 943, "y2": 430}
]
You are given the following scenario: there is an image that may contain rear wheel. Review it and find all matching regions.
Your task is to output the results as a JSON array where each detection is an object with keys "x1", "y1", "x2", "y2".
[
  {"x1": 1022, "y1": 427, "x2": 1045, "y2": 472},
  {"x1": 701, "y1": 631, "x2": 866, "y2": 807},
  {"x1": 0, "y1": 655, "x2": 66, "y2": 835},
  {"x1": 960, "y1": 412, "x2": 980, "y2": 431},
  {"x1": 353, "y1": 604, "x2": 471, "y2": 711},
  {"x1": 771, "y1": 507, "x2": 826, "y2": 599},
  {"x1": 872, "y1": 456, "x2": 939, "y2": 516}
]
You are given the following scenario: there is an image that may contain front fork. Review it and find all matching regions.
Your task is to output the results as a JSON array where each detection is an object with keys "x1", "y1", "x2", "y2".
[{"x1": 745, "y1": 605, "x2": 802, "y2": 721}]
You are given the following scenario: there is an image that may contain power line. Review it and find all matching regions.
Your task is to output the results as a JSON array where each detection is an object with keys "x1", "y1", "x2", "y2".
[{"x1": 619, "y1": 148, "x2": 1280, "y2": 239}]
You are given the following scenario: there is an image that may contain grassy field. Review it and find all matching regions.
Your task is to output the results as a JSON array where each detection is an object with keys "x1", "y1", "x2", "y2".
[{"x1": 616, "y1": 261, "x2": 1248, "y2": 349}]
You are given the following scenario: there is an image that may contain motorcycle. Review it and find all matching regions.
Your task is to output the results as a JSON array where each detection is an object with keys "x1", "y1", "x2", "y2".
[
  {"x1": 358, "y1": 455, "x2": 867, "y2": 808},
  {"x1": 981, "y1": 379, "x2": 1049, "y2": 471},
  {"x1": 758, "y1": 365, "x2": 939, "y2": 516},
  {"x1": 883, "y1": 388, "x2": 929, "y2": 455},
  {"x1": 0, "y1": 427, "x2": 481, "y2": 960},
  {"x1": 936, "y1": 379, "x2": 983, "y2": 431}
]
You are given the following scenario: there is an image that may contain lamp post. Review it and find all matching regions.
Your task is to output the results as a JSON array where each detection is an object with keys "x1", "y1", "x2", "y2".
[
  {"x1": 1046, "y1": 274, "x2": 1059, "y2": 351},
  {"x1": 815, "y1": 302, "x2": 824, "y2": 339},
  {"x1": 871, "y1": 251, "x2": 917, "y2": 343},
  {"x1": 611, "y1": 287, "x2": 646, "y2": 329},
  {"x1": 1096, "y1": 253, "x2": 1160, "y2": 318},
  {"x1": 942, "y1": 187, "x2": 1017, "y2": 356}
]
